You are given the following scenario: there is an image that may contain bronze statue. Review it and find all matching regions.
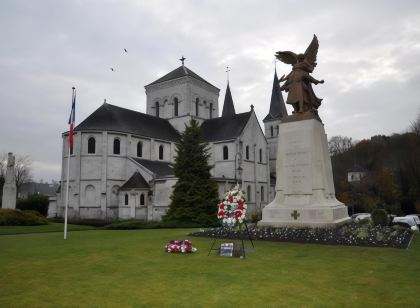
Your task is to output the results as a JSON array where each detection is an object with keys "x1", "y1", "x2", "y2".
[{"x1": 276, "y1": 35, "x2": 324, "y2": 115}]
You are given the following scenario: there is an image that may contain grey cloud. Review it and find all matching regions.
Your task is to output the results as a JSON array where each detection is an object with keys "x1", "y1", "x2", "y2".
[{"x1": 0, "y1": 0, "x2": 419, "y2": 181}]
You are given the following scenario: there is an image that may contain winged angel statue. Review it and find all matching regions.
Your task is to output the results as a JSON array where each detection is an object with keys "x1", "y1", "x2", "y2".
[{"x1": 276, "y1": 35, "x2": 324, "y2": 115}]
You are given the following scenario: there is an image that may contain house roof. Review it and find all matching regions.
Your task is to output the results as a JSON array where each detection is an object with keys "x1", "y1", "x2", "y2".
[
  {"x1": 74, "y1": 103, "x2": 181, "y2": 142},
  {"x1": 131, "y1": 158, "x2": 175, "y2": 177},
  {"x1": 201, "y1": 111, "x2": 252, "y2": 142},
  {"x1": 263, "y1": 70, "x2": 288, "y2": 122},
  {"x1": 146, "y1": 65, "x2": 219, "y2": 90},
  {"x1": 221, "y1": 82, "x2": 236, "y2": 117},
  {"x1": 120, "y1": 171, "x2": 150, "y2": 190},
  {"x1": 20, "y1": 182, "x2": 59, "y2": 197}
]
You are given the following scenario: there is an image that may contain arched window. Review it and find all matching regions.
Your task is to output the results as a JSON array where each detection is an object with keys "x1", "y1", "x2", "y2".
[
  {"x1": 85, "y1": 185, "x2": 96, "y2": 206},
  {"x1": 155, "y1": 101, "x2": 159, "y2": 118},
  {"x1": 209, "y1": 102, "x2": 213, "y2": 119},
  {"x1": 140, "y1": 194, "x2": 145, "y2": 206},
  {"x1": 270, "y1": 126, "x2": 273, "y2": 137},
  {"x1": 195, "y1": 98, "x2": 199, "y2": 116},
  {"x1": 137, "y1": 141, "x2": 142, "y2": 157},
  {"x1": 124, "y1": 193, "x2": 128, "y2": 205},
  {"x1": 261, "y1": 186, "x2": 264, "y2": 202},
  {"x1": 174, "y1": 97, "x2": 179, "y2": 116},
  {"x1": 259, "y1": 149, "x2": 263, "y2": 163},
  {"x1": 88, "y1": 137, "x2": 95, "y2": 154},
  {"x1": 247, "y1": 185, "x2": 252, "y2": 202},
  {"x1": 223, "y1": 146, "x2": 228, "y2": 160},
  {"x1": 245, "y1": 145, "x2": 249, "y2": 160},
  {"x1": 113, "y1": 138, "x2": 120, "y2": 155},
  {"x1": 159, "y1": 145, "x2": 164, "y2": 160}
]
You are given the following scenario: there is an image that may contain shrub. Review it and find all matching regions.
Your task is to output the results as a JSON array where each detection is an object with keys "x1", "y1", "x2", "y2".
[
  {"x1": 355, "y1": 229, "x2": 368, "y2": 239},
  {"x1": 17, "y1": 194, "x2": 49, "y2": 216},
  {"x1": 48, "y1": 217, "x2": 109, "y2": 227},
  {"x1": 105, "y1": 219, "x2": 204, "y2": 230},
  {"x1": 0, "y1": 209, "x2": 48, "y2": 226},
  {"x1": 249, "y1": 213, "x2": 262, "y2": 223},
  {"x1": 371, "y1": 209, "x2": 389, "y2": 226}
]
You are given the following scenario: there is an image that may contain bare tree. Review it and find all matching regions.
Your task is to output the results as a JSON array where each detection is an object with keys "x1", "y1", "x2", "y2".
[
  {"x1": 328, "y1": 136, "x2": 353, "y2": 156},
  {"x1": 410, "y1": 112, "x2": 420, "y2": 135},
  {"x1": 15, "y1": 155, "x2": 32, "y2": 194},
  {"x1": 0, "y1": 153, "x2": 32, "y2": 196}
]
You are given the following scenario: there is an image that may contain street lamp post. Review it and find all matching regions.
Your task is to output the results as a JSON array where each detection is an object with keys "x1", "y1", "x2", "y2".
[
  {"x1": 237, "y1": 166, "x2": 243, "y2": 188},
  {"x1": 234, "y1": 152, "x2": 242, "y2": 186}
]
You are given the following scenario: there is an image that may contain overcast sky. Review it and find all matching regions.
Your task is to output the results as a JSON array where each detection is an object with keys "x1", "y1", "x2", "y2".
[{"x1": 1, "y1": 0, "x2": 419, "y2": 182}]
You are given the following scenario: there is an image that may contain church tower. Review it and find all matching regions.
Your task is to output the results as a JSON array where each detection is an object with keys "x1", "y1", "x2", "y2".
[
  {"x1": 144, "y1": 58, "x2": 220, "y2": 133},
  {"x1": 263, "y1": 69, "x2": 288, "y2": 174}
]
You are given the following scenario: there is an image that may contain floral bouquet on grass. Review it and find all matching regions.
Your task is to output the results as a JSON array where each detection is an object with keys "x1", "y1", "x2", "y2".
[
  {"x1": 165, "y1": 240, "x2": 197, "y2": 253},
  {"x1": 217, "y1": 185, "x2": 247, "y2": 228}
]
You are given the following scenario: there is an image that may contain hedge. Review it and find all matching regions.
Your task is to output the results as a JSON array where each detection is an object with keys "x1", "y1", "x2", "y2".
[{"x1": 0, "y1": 209, "x2": 48, "y2": 226}]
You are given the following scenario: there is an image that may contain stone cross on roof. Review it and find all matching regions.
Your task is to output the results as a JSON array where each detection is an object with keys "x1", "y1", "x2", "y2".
[{"x1": 179, "y1": 56, "x2": 186, "y2": 66}]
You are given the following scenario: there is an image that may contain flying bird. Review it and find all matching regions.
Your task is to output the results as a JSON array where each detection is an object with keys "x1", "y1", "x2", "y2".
[
  {"x1": 110, "y1": 67, "x2": 115, "y2": 72},
  {"x1": 124, "y1": 49, "x2": 128, "y2": 53}
]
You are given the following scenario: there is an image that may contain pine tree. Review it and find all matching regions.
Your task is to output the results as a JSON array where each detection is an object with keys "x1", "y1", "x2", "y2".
[{"x1": 164, "y1": 119, "x2": 219, "y2": 226}]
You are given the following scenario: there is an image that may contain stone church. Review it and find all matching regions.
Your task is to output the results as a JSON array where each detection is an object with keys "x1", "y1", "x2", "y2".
[{"x1": 49, "y1": 63, "x2": 288, "y2": 221}]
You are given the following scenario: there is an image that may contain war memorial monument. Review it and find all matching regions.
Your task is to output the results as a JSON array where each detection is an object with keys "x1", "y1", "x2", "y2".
[{"x1": 259, "y1": 35, "x2": 350, "y2": 227}]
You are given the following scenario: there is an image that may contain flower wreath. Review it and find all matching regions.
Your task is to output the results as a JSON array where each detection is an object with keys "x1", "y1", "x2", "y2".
[
  {"x1": 217, "y1": 185, "x2": 247, "y2": 227},
  {"x1": 165, "y1": 240, "x2": 197, "y2": 253}
]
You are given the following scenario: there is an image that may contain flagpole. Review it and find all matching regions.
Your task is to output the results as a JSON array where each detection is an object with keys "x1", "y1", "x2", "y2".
[
  {"x1": 64, "y1": 87, "x2": 75, "y2": 240},
  {"x1": 64, "y1": 143, "x2": 71, "y2": 240}
]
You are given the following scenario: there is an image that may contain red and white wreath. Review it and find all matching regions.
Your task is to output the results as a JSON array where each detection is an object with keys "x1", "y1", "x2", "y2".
[
  {"x1": 165, "y1": 240, "x2": 197, "y2": 253},
  {"x1": 217, "y1": 185, "x2": 247, "y2": 227}
]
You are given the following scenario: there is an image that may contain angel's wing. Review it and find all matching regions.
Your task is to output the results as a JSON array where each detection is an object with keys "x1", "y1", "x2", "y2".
[
  {"x1": 304, "y1": 34, "x2": 319, "y2": 66},
  {"x1": 275, "y1": 51, "x2": 298, "y2": 65}
]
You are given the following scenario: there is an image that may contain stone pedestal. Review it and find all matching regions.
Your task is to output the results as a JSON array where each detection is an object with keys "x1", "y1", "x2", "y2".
[{"x1": 259, "y1": 118, "x2": 350, "y2": 227}]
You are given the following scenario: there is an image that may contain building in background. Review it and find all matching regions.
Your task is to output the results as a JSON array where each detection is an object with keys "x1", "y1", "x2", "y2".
[{"x1": 50, "y1": 63, "x2": 287, "y2": 221}]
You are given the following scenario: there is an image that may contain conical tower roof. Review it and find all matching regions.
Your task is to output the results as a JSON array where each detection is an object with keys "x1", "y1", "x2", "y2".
[
  {"x1": 263, "y1": 70, "x2": 288, "y2": 122},
  {"x1": 222, "y1": 82, "x2": 236, "y2": 117}
]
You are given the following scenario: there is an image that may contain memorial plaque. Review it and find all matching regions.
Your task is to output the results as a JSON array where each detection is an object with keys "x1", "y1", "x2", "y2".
[
  {"x1": 220, "y1": 243, "x2": 234, "y2": 257},
  {"x1": 283, "y1": 131, "x2": 312, "y2": 195}
]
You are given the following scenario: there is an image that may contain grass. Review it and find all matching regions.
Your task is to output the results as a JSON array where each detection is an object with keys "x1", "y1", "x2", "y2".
[
  {"x1": 0, "y1": 227, "x2": 419, "y2": 307},
  {"x1": 0, "y1": 223, "x2": 99, "y2": 235}
]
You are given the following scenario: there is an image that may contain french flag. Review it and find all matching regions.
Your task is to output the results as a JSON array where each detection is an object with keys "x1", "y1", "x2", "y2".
[{"x1": 68, "y1": 88, "x2": 76, "y2": 151}]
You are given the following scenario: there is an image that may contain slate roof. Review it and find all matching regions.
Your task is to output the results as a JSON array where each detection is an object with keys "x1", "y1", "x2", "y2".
[
  {"x1": 146, "y1": 65, "x2": 219, "y2": 90},
  {"x1": 221, "y1": 82, "x2": 236, "y2": 117},
  {"x1": 263, "y1": 70, "x2": 288, "y2": 122},
  {"x1": 131, "y1": 158, "x2": 175, "y2": 177},
  {"x1": 201, "y1": 111, "x2": 252, "y2": 142},
  {"x1": 74, "y1": 103, "x2": 181, "y2": 142},
  {"x1": 120, "y1": 171, "x2": 150, "y2": 189}
]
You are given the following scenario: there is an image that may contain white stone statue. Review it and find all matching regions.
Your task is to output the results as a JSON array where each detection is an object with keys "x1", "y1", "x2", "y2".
[{"x1": 2, "y1": 152, "x2": 17, "y2": 209}]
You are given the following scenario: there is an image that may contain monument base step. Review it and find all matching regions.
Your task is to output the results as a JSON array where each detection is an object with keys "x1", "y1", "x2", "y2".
[{"x1": 258, "y1": 205, "x2": 350, "y2": 228}]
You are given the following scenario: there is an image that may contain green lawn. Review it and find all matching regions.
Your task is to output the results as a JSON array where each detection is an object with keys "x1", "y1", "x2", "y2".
[
  {"x1": 0, "y1": 223, "x2": 99, "y2": 235},
  {"x1": 0, "y1": 228, "x2": 419, "y2": 307}
]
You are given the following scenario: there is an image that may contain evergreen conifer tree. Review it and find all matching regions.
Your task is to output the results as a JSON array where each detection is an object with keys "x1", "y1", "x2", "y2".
[{"x1": 164, "y1": 119, "x2": 219, "y2": 226}]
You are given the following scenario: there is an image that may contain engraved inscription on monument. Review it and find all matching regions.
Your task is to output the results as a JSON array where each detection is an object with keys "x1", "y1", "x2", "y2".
[
  {"x1": 283, "y1": 130, "x2": 312, "y2": 195},
  {"x1": 284, "y1": 149, "x2": 311, "y2": 194}
]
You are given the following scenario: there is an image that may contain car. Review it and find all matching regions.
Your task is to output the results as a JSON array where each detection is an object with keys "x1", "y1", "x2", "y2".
[
  {"x1": 392, "y1": 216, "x2": 419, "y2": 230},
  {"x1": 405, "y1": 215, "x2": 420, "y2": 227},
  {"x1": 352, "y1": 213, "x2": 371, "y2": 222}
]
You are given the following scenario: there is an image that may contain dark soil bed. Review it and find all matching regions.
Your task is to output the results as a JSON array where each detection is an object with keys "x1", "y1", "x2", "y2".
[{"x1": 190, "y1": 222, "x2": 414, "y2": 249}]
